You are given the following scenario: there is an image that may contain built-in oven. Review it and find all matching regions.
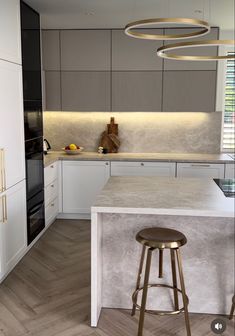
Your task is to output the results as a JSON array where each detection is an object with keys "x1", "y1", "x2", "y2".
[
  {"x1": 25, "y1": 137, "x2": 44, "y2": 201},
  {"x1": 27, "y1": 190, "x2": 45, "y2": 244},
  {"x1": 24, "y1": 100, "x2": 43, "y2": 140}
]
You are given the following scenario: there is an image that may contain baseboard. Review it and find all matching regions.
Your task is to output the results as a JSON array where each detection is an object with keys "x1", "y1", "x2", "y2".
[{"x1": 57, "y1": 213, "x2": 91, "y2": 220}]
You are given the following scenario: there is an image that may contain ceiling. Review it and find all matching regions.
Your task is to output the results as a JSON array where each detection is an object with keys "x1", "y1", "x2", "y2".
[{"x1": 25, "y1": 0, "x2": 234, "y2": 31}]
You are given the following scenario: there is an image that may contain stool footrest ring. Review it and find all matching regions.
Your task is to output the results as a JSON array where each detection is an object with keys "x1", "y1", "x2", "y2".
[{"x1": 132, "y1": 283, "x2": 189, "y2": 316}]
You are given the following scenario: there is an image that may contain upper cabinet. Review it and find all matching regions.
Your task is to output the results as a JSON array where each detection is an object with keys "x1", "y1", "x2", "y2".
[
  {"x1": 163, "y1": 27, "x2": 219, "y2": 71},
  {"x1": 112, "y1": 72, "x2": 162, "y2": 112},
  {"x1": 0, "y1": 0, "x2": 22, "y2": 64},
  {"x1": 60, "y1": 30, "x2": 111, "y2": 70},
  {"x1": 42, "y1": 28, "x2": 219, "y2": 112},
  {"x1": 112, "y1": 29, "x2": 163, "y2": 70},
  {"x1": 42, "y1": 30, "x2": 60, "y2": 71},
  {"x1": 162, "y1": 71, "x2": 217, "y2": 112},
  {"x1": 21, "y1": 1, "x2": 42, "y2": 101}
]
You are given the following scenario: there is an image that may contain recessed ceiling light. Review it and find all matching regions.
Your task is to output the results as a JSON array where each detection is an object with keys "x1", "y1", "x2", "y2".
[{"x1": 85, "y1": 11, "x2": 95, "y2": 16}]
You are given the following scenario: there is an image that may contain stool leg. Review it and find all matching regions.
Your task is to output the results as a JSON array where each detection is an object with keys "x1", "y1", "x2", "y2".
[
  {"x1": 132, "y1": 245, "x2": 146, "y2": 316},
  {"x1": 159, "y1": 249, "x2": 163, "y2": 278},
  {"x1": 170, "y1": 249, "x2": 179, "y2": 311},
  {"x1": 229, "y1": 296, "x2": 235, "y2": 320},
  {"x1": 138, "y1": 247, "x2": 153, "y2": 336},
  {"x1": 176, "y1": 249, "x2": 191, "y2": 336}
]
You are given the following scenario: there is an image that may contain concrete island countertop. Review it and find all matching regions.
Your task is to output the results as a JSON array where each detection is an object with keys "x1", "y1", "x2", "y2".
[
  {"x1": 92, "y1": 176, "x2": 234, "y2": 218},
  {"x1": 44, "y1": 151, "x2": 234, "y2": 167}
]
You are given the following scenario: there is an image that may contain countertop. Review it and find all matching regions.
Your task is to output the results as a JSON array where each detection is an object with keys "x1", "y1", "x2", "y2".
[
  {"x1": 92, "y1": 176, "x2": 234, "y2": 217},
  {"x1": 44, "y1": 151, "x2": 234, "y2": 167}
]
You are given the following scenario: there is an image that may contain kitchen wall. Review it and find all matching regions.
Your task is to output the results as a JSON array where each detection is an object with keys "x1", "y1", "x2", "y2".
[{"x1": 43, "y1": 111, "x2": 222, "y2": 153}]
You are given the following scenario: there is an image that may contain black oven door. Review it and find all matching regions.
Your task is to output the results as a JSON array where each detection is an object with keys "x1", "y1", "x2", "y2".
[
  {"x1": 24, "y1": 101, "x2": 43, "y2": 141},
  {"x1": 27, "y1": 190, "x2": 45, "y2": 244},
  {"x1": 25, "y1": 137, "x2": 44, "y2": 200}
]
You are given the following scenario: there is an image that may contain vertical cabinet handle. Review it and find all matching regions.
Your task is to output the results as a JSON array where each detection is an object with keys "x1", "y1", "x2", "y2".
[
  {"x1": 0, "y1": 149, "x2": 3, "y2": 192},
  {"x1": 1, "y1": 195, "x2": 7, "y2": 224},
  {"x1": 0, "y1": 149, "x2": 6, "y2": 192}
]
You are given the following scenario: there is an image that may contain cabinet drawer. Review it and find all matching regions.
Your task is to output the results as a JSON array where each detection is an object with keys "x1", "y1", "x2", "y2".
[
  {"x1": 111, "y1": 161, "x2": 176, "y2": 177},
  {"x1": 45, "y1": 179, "x2": 58, "y2": 205},
  {"x1": 177, "y1": 163, "x2": 225, "y2": 178},
  {"x1": 45, "y1": 197, "x2": 58, "y2": 226},
  {"x1": 225, "y1": 163, "x2": 235, "y2": 178},
  {"x1": 44, "y1": 162, "x2": 58, "y2": 186}
]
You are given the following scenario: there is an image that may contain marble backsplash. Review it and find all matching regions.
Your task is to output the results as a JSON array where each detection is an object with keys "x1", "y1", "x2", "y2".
[{"x1": 43, "y1": 111, "x2": 222, "y2": 153}]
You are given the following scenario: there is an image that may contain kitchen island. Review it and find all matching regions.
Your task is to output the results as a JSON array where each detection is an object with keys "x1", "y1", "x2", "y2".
[{"x1": 91, "y1": 176, "x2": 234, "y2": 327}]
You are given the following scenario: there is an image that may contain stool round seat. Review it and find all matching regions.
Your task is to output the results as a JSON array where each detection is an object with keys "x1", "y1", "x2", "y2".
[{"x1": 136, "y1": 227, "x2": 187, "y2": 249}]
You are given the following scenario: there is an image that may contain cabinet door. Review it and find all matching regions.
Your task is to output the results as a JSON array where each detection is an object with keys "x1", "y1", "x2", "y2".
[
  {"x1": 0, "y1": 180, "x2": 27, "y2": 281},
  {"x1": 61, "y1": 30, "x2": 111, "y2": 71},
  {"x1": 164, "y1": 27, "x2": 219, "y2": 71},
  {"x1": 44, "y1": 71, "x2": 61, "y2": 111},
  {"x1": 225, "y1": 163, "x2": 235, "y2": 178},
  {"x1": 177, "y1": 163, "x2": 225, "y2": 178},
  {"x1": 42, "y1": 30, "x2": 60, "y2": 71},
  {"x1": 21, "y1": 1, "x2": 42, "y2": 101},
  {"x1": 162, "y1": 71, "x2": 216, "y2": 112},
  {"x1": 62, "y1": 161, "x2": 110, "y2": 213},
  {"x1": 112, "y1": 29, "x2": 163, "y2": 70},
  {"x1": 0, "y1": 60, "x2": 25, "y2": 190},
  {"x1": 112, "y1": 72, "x2": 162, "y2": 111},
  {"x1": 0, "y1": 0, "x2": 21, "y2": 64},
  {"x1": 111, "y1": 161, "x2": 176, "y2": 177},
  {"x1": 61, "y1": 72, "x2": 111, "y2": 111}
]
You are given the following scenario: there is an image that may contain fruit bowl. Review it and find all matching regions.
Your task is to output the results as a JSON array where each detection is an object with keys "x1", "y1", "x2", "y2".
[{"x1": 62, "y1": 146, "x2": 84, "y2": 155}]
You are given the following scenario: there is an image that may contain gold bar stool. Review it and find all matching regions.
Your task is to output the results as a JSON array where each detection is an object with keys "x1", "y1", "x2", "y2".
[
  {"x1": 131, "y1": 227, "x2": 191, "y2": 336},
  {"x1": 229, "y1": 295, "x2": 235, "y2": 320}
]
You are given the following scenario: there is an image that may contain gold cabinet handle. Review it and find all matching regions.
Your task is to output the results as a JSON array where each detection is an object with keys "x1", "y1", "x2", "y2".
[
  {"x1": 0, "y1": 149, "x2": 6, "y2": 192},
  {"x1": 1, "y1": 195, "x2": 7, "y2": 224},
  {"x1": 2, "y1": 149, "x2": 6, "y2": 191},
  {"x1": 191, "y1": 164, "x2": 211, "y2": 167},
  {"x1": 0, "y1": 149, "x2": 3, "y2": 193}
]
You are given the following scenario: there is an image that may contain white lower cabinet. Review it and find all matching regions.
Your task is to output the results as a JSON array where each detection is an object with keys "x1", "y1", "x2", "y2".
[
  {"x1": 176, "y1": 163, "x2": 225, "y2": 178},
  {"x1": 225, "y1": 163, "x2": 235, "y2": 178},
  {"x1": 0, "y1": 180, "x2": 27, "y2": 281},
  {"x1": 62, "y1": 161, "x2": 110, "y2": 214},
  {"x1": 111, "y1": 161, "x2": 176, "y2": 177},
  {"x1": 44, "y1": 162, "x2": 59, "y2": 226}
]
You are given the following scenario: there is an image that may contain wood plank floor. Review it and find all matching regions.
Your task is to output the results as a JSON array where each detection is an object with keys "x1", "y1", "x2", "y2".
[{"x1": 0, "y1": 219, "x2": 233, "y2": 336}]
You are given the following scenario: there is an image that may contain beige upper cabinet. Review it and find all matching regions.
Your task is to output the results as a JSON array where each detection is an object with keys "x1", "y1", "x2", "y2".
[
  {"x1": 163, "y1": 27, "x2": 219, "y2": 71},
  {"x1": 42, "y1": 30, "x2": 60, "y2": 71},
  {"x1": 60, "y1": 30, "x2": 111, "y2": 70},
  {"x1": 112, "y1": 29, "x2": 163, "y2": 70},
  {"x1": 162, "y1": 71, "x2": 217, "y2": 112}
]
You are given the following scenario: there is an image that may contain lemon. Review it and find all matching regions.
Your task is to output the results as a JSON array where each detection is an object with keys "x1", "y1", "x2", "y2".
[{"x1": 69, "y1": 143, "x2": 77, "y2": 150}]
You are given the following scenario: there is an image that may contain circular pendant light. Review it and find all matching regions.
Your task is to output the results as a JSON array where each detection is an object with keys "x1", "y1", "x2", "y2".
[
  {"x1": 157, "y1": 40, "x2": 235, "y2": 60},
  {"x1": 124, "y1": 18, "x2": 210, "y2": 40}
]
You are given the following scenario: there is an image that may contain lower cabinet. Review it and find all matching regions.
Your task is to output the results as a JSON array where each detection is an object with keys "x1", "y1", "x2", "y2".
[
  {"x1": 44, "y1": 162, "x2": 59, "y2": 226},
  {"x1": 176, "y1": 163, "x2": 225, "y2": 178},
  {"x1": 62, "y1": 161, "x2": 110, "y2": 214},
  {"x1": 0, "y1": 180, "x2": 27, "y2": 282},
  {"x1": 111, "y1": 161, "x2": 176, "y2": 177},
  {"x1": 225, "y1": 163, "x2": 235, "y2": 178}
]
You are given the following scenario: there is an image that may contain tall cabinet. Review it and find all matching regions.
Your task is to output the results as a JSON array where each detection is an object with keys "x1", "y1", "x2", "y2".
[{"x1": 0, "y1": 0, "x2": 27, "y2": 282}]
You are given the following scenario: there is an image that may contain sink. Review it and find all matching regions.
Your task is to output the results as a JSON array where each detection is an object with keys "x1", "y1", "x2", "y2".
[{"x1": 228, "y1": 154, "x2": 235, "y2": 160}]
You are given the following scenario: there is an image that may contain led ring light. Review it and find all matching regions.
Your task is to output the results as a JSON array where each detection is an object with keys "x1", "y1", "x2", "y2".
[
  {"x1": 124, "y1": 18, "x2": 210, "y2": 40},
  {"x1": 157, "y1": 40, "x2": 235, "y2": 61}
]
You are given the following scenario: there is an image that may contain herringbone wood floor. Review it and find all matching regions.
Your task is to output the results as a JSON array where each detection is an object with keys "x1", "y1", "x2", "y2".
[{"x1": 0, "y1": 219, "x2": 233, "y2": 336}]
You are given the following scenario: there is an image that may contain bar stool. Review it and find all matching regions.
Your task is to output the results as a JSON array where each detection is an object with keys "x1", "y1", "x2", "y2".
[
  {"x1": 131, "y1": 227, "x2": 191, "y2": 336},
  {"x1": 229, "y1": 295, "x2": 235, "y2": 319}
]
